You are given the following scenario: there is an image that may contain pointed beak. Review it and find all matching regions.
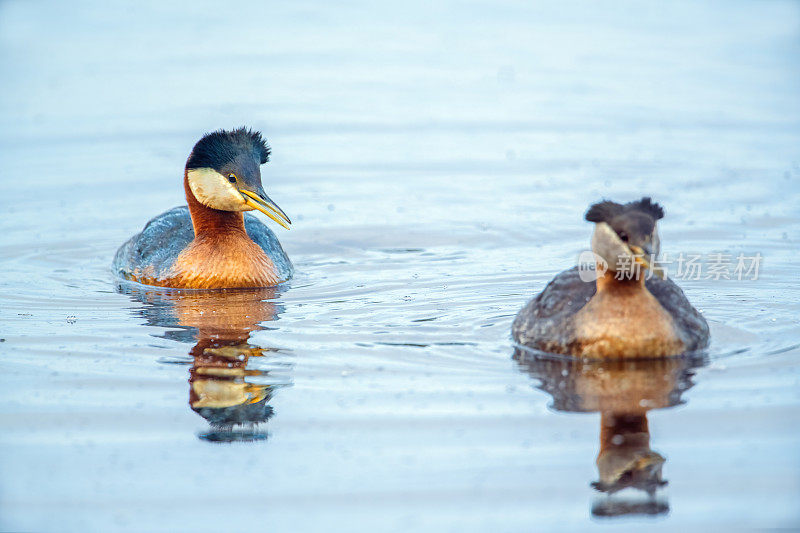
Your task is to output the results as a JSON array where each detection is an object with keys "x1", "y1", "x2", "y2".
[
  {"x1": 240, "y1": 188, "x2": 292, "y2": 230},
  {"x1": 628, "y1": 245, "x2": 666, "y2": 279}
]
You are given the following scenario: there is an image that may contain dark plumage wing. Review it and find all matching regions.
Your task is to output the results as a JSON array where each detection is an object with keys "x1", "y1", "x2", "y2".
[
  {"x1": 113, "y1": 206, "x2": 195, "y2": 280},
  {"x1": 512, "y1": 266, "x2": 710, "y2": 353},
  {"x1": 243, "y1": 213, "x2": 294, "y2": 281},
  {"x1": 645, "y1": 276, "x2": 709, "y2": 351},
  {"x1": 512, "y1": 266, "x2": 595, "y2": 348},
  {"x1": 113, "y1": 206, "x2": 294, "y2": 283}
]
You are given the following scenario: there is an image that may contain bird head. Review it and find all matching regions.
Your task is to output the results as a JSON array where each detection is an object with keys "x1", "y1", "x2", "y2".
[
  {"x1": 585, "y1": 197, "x2": 665, "y2": 278},
  {"x1": 185, "y1": 127, "x2": 291, "y2": 229}
]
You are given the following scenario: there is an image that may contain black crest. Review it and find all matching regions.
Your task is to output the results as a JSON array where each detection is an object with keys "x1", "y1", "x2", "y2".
[
  {"x1": 585, "y1": 200, "x2": 624, "y2": 223},
  {"x1": 627, "y1": 197, "x2": 665, "y2": 220},
  {"x1": 185, "y1": 127, "x2": 271, "y2": 170},
  {"x1": 585, "y1": 196, "x2": 665, "y2": 223}
]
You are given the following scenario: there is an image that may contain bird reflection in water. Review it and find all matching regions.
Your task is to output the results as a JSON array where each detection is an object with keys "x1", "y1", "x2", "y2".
[
  {"x1": 118, "y1": 283, "x2": 291, "y2": 442},
  {"x1": 514, "y1": 348, "x2": 707, "y2": 518}
]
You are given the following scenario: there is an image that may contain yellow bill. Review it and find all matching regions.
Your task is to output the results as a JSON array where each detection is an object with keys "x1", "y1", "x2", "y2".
[
  {"x1": 240, "y1": 189, "x2": 292, "y2": 230},
  {"x1": 629, "y1": 245, "x2": 666, "y2": 279}
]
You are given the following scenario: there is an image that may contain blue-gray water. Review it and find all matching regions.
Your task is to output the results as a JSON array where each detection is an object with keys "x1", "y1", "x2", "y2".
[{"x1": 1, "y1": 1, "x2": 799, "y2": 531}]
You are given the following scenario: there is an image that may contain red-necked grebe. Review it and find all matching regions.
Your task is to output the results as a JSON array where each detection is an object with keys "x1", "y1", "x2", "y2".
[
  {"x1": 512, "y1": 197, "x2": 709, "y2": 358},
  {"x1": 113, "y1": 128, "x2": 292, "y2": 288}
]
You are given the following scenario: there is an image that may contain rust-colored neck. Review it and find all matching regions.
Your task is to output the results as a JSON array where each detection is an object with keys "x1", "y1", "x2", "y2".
[
  {"x1": 595, "y1": 267, "x2": 646, "y2": 293},
  {"x1": 184, "y1": 170, "x2": 246, "y2": 239}
]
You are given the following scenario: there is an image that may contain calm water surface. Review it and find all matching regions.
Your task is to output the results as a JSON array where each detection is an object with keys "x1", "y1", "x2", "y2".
[{"x1": 1, "y1": 1, "x2": 799, "y2": 531}]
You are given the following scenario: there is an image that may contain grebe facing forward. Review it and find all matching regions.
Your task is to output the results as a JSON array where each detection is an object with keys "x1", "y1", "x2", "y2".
[
  {"x1": 114, "y1": 128, "x2": 293, "y2": 289},
  {"x1": 512, "y1": 198, "x2": 709, "y2": 358}
]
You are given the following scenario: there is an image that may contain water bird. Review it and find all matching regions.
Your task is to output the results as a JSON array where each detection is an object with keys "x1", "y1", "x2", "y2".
[
  {"x1": 512, "y1": 197, "x2": 709, "y2": 358},
  {"x1": 114, "y1": 128, "x2": 293, "y2": 288}
]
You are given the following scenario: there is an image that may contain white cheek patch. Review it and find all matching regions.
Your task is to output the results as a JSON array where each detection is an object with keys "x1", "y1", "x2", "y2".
[
  {"x1": 591, "y1": 222, "x2": 634, "y2": 273},
  {"x1": 187, "y1": 168, "x2": 248, "y2": 211}
]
